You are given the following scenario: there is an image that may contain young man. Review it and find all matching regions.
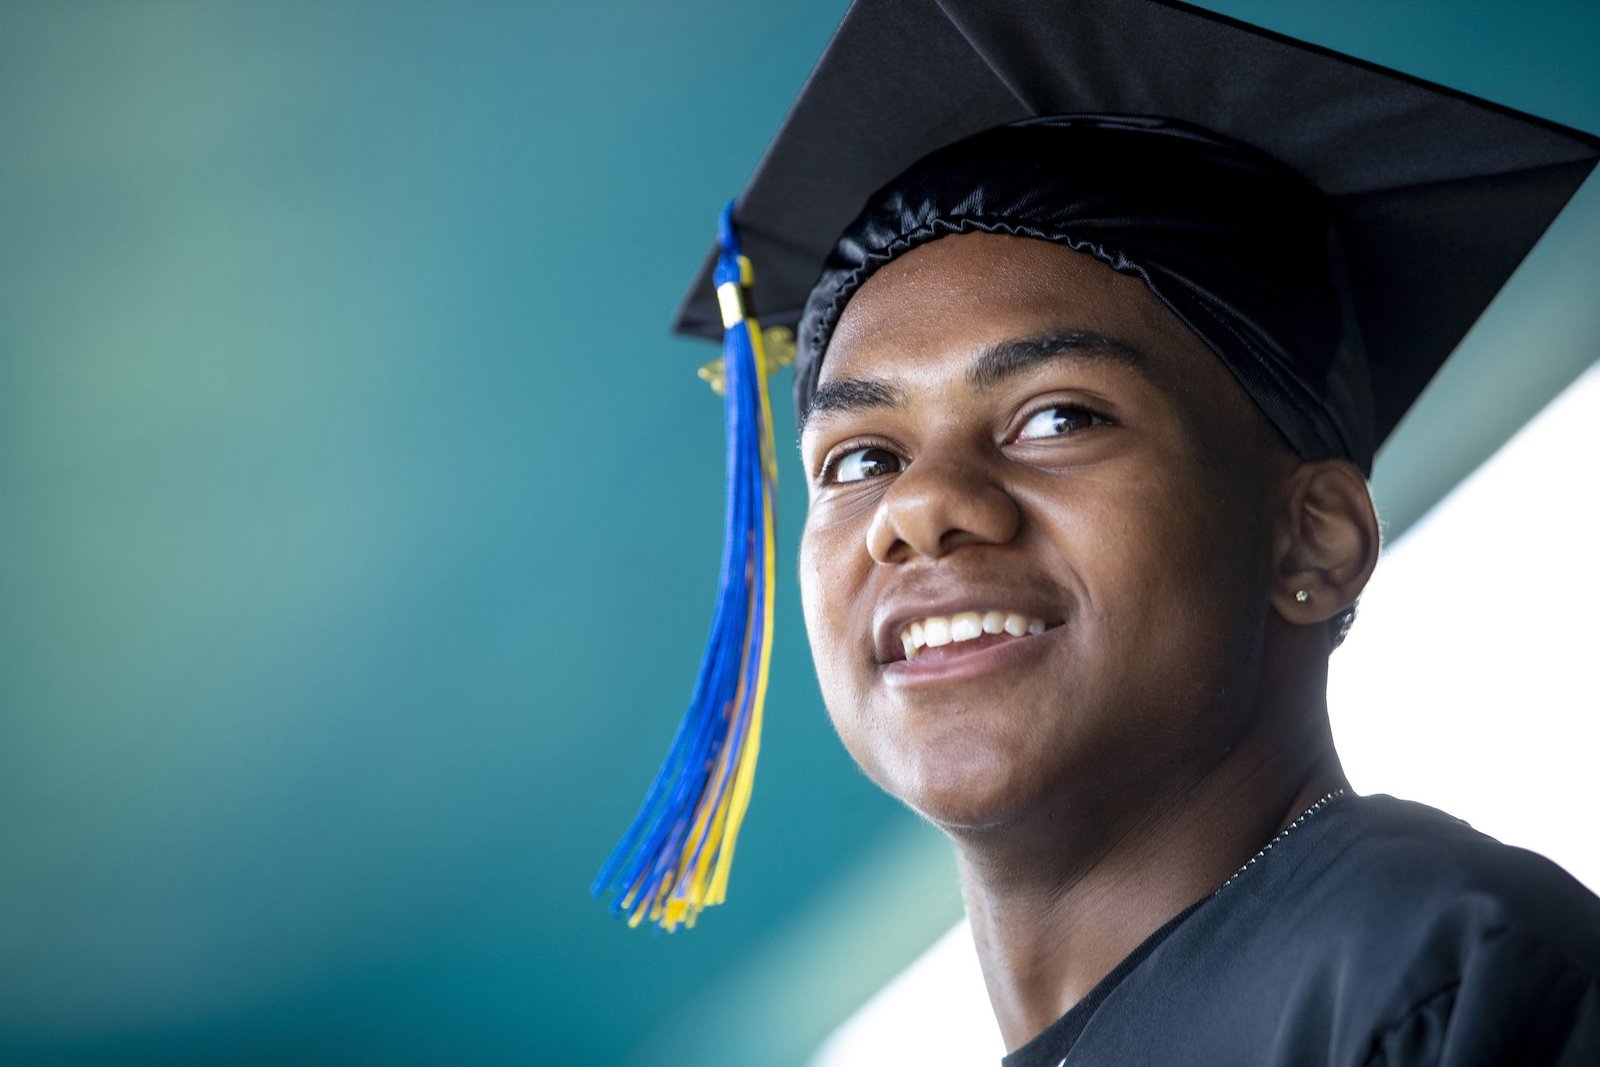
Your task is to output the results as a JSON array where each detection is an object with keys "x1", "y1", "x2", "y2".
[
  {"x1": 753, "y1": 3, "x2": 1600, "y2": 1061},
  {"x1": 606, "y1": 1, "x2": 1600, "y2": 1061},
  {"x1": 792, "y1": 141, "x2": 1600, "y2": 1064}
]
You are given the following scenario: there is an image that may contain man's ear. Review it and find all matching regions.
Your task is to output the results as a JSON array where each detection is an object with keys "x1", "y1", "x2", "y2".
[{"x1": 1271, "y1": 459, "x2": 1381, "y2": 626}]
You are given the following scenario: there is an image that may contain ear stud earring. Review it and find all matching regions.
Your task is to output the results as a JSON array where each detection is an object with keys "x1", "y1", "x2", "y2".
[{"x1": 1294, "y1": 590, "x2": 1310, "y2": 603}]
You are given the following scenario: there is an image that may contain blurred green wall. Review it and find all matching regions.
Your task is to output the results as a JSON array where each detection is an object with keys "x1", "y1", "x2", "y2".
[{"x1": 0, "y1": 2, "x2": 1595, "y2": 1065}]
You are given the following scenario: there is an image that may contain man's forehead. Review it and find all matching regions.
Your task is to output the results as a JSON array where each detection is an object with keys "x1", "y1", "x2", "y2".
[
  {"x1": 810, "y1": 235, "x2": 1208, "y2": 398},
  {"x1": 829, "y1": 232, "x2": 1167, "y2": 342},
  {"x1": 801, "y1": 233, "x2": 1278, "y2": 453}
]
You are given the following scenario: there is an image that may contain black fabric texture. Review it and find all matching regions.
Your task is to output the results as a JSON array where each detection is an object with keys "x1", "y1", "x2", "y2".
[
  {"x1": 997, "y1": 794, "x2": 1600, "y2": 1066},
  {"x1": 793, "y1": 115, "x2": 1373, "y2": 469}
]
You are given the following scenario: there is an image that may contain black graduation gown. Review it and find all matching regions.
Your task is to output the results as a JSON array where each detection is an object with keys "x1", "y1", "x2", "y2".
[{"x1": 1003, "y1": 795, "x2": 1600, "y2": 1067}]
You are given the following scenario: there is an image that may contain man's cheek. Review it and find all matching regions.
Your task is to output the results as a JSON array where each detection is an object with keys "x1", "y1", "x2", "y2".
[
  {"x1": 797, "y1": 550, "x2": 846, "y2": 703},
  {"x1": 799, "y1": 528, "x2": 849, "y2": 639},
  {"x1": 797, "y1": 547, "x2": 824, "y2": 651}
]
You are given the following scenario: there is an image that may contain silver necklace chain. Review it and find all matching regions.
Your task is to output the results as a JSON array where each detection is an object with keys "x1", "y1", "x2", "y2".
[{"x1": 1218, "y1": 787, "x2": 1349, "y2": 891}]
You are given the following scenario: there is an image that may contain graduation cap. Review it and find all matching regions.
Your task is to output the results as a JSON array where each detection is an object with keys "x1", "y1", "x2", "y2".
[{"x1": 594, "y1": 0, "x2": 1600, "y2": 930}]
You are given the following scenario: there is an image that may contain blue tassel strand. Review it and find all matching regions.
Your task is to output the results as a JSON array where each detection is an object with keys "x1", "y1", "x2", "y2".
[{"x1": 592, "y1": 203, "x2": 780, "y2": 931}]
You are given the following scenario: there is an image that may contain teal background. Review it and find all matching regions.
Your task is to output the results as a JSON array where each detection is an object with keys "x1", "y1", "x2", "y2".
[{"x1": 1, "y1": 2, "x2": 1595, "y2": 1064}]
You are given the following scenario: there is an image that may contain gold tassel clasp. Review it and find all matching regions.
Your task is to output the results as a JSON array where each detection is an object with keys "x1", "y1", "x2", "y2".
[{"x1": 698, "y1": 326, "x2": 796, "y2": 396}]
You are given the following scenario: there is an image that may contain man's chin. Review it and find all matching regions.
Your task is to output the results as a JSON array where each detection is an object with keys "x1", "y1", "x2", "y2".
[{"x1": 892, "y1": 773, "x2": 1042, "y2": 837}]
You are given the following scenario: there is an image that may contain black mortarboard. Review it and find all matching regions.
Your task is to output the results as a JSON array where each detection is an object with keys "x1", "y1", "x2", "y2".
[
  {"x1": 673, "y1": 0, "x2": 1599, "y2": 469},
  {"x1": 599, "y1": 0, "x2": 1599, "y2": 929}
]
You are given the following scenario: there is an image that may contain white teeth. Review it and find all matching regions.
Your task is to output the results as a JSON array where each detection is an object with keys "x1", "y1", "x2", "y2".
[
  {"x1": 897, "y1": 610, "x2": 1052, "y2": 657},
  {"x1": 950, "y1": 611, "x2": 983, "y2": 642}
]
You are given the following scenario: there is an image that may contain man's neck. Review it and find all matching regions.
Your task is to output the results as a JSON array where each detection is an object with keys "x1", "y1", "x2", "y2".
[{"x1": 954, "y1": 717, "x2": 1347, "y2": 1052}]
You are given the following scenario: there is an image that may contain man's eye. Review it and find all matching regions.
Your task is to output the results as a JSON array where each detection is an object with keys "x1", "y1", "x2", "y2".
[
  {"x1": 829, "y1": 446, "x2": 904, "y2": 483},
  {"x1": 1016, "y1": 404, "x2": 1104, "y2": 440}
]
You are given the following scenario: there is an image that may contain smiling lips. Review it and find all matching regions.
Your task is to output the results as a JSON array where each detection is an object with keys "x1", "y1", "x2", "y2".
[{"x1": 900, "y1": 610, "x2": 1050, "y2": 662}]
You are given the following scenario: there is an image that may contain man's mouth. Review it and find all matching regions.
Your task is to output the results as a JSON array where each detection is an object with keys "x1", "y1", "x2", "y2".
[{"x1": 898, "y1": 610, "x2": 1051, "y2": 662}]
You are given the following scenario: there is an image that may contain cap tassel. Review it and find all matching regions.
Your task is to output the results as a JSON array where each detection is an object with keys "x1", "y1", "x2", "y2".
[{"x1": 592, "y1": 203, "x2": 779, "y2": 931}]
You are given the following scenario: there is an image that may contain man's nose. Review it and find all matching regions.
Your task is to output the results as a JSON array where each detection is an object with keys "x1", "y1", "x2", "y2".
[{"x1": 865, "y1": 453, "x2": 1021, "y2": 563}]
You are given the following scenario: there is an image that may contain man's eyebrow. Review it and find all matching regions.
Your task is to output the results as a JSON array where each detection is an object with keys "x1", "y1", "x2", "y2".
[
  {"x1": 967, "y1": 331, "x2": 1145, "y2": 389},
  {"x1": 800, "y1": 377, "x2": 904, "y2": 434},
  {"x1": 800, "y1": 331, "x2": 1144, "y2": 434}
]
